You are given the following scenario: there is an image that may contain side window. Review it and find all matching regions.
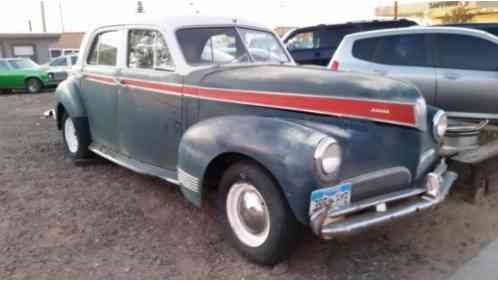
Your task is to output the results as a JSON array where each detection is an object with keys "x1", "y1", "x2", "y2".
[
  {"x1": 50, "y1": 57, "x2": 68, "y2": 66},
  {"x1": 352, "y1": 37, "x2": 382, "y2": 61},
  {"x1": 435, "y1": 34, "x2": 498, "y2": 71},
  {"x1": 200, "y1": 34, "x2": 238, "y2": 64},
  {"x1": 128, "y1": 29, "x2": 174, "y2": 70},
  {"x1": 0, "y1": 61, "x2": 9, "y2": 71},
  {"x1": 373, "y1": 34, "x2": 429, "y2": 67},
  {"x1": 71, "y1": 56, "x2": 78, "y2": 65},
  {"x1": 87, "y1": 30, "x2": 121, "y2": 66},
  {"x1": 286, "y1": 31, "x2": 318, "y2": 51}
]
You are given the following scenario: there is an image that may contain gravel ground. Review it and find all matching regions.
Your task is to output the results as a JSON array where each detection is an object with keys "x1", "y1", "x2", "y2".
[{"x1": 1, "y1": 91, "x2": 498, "y2": 279}]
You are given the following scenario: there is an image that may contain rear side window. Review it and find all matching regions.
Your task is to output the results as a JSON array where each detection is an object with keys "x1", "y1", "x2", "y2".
[
  {"x1": 128, "y1": 29, "x2": 174, "y2": 70},
  {"x1": 435, "y1": 34, "x2": 498, "y2": 71},
  {"x1": 50, "y1": 57, "x2": 68, "y2": 66},
  {"x1": 353, "y1": 34, "x2": 430, "y2": 67},
  {"x1": 87, "y1": 30, "x2": 121, "y2": 66},
  {"x1": 286, "y1": 31, "x2": 319, "y2": 50}
]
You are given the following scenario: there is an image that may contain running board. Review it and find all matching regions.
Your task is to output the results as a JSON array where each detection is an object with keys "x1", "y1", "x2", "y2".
[{"x1": 89, "y1": 144, "x2": 179, "y2": 185}]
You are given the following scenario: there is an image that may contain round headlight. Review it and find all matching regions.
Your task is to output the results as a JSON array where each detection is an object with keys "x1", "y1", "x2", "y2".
[
  {"x1": 433, "y1": 110, "x2": 448, "y2": 142},
  {"x1": 48, "y1": 73, "x2": 54, "y2": 79},
  {"x1": 314, "y1": 137, "x2": 342, "y2": 182}
]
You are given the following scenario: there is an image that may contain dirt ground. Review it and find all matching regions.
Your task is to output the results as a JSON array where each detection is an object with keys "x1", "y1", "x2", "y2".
[{"x1": 1, "y1": 91, "x2": 498, "y2": 279}]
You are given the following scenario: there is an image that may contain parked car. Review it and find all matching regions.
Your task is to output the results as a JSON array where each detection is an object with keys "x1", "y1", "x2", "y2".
[
  {"x1": 54, "y1": 17, "x2": 456, "y2": 265},
  {"x1": 282, "y1": 19, "x2": 417, "y2": 66},
  {"x1": 439, "y1": 23, "x2": 498, "y2": 37},
  {"x1": 0, "y1": 58, "x2": 59, "y2": 93},
  {"x1": 43, "y1": 55, "x2": 79, "y2": 82},
  {"x1": 331, "y1": 27, "x2": 498, "y2": 121}
]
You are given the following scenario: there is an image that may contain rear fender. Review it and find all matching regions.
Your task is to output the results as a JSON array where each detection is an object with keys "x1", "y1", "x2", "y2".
[{"x1": 54, "y1": 76, "x2": 86, "y2": 130}]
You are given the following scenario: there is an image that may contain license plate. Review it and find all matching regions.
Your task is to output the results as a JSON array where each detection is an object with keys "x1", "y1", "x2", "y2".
[{"x1": 310, "y1": 183, "x2": 352, "y2": 217}]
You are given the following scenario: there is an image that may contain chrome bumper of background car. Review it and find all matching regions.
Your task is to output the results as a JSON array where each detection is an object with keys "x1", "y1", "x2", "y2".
[{"x1": 311, "y1": 160, "x2": 458, "y2": 240}]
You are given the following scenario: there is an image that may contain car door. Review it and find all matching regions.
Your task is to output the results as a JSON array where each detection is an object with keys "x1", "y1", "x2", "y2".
[
  {"x1": 0, "y1": 61, "x2": 11, "y2": 89},
  {"x1": 432, "y1": 33, "x2": 498, "y2": 118},
  {"x1": 118, "y1": 28, "x2": 182, "y2": 170},
  {"x1": 355, "y1": 34, "x2": 437, "y2": 104},
  {"x1": 80, "y1": 28, "x2": 124, "y2": 150}
]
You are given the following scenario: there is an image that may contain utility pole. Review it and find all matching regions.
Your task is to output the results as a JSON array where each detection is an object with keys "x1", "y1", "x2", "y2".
[
  {"x1": 40, "y1": 1, "x2": 47, "y2": 32},
  {"x1": 394, "y1": 0, "x2": 399, "y2": 20},
  {"x1": 137, "y1": 1, "x2": 145, "y2": 14},
  {"x1": 28, "y1": 20, "x2": 33, "y2": 32},
  {"x1": 59, "y1": 1, "x2": 65, "y2": 33}
]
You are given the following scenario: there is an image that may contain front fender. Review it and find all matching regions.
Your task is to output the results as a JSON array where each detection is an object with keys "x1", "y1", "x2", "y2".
[
  {"x1": 178, "y1": 115, "x2": 328, "y2": 224},
  {"x1": 54, "y1": 76, "x2": 86, "y2": 129}
]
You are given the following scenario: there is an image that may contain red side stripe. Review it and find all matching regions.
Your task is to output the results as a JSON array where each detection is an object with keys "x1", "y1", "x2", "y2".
[
  {"x1": 87, "y1": 75, "x2": 416, "y2": 126},
  {"x1": 191, "y1": 87, "x2": 416, "y2": 126},
  {"x1": 86, "y1": 74, "x2": 115, "y2": 84},
  {"x1": 122, "y1": 79, "x2": 183, "y2": 93}
]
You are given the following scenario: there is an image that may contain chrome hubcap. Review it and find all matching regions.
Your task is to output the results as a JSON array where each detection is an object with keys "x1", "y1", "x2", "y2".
[
  {"x1": 28, "y1": 81, "x2": 39, "y2": 92},
  {"x1": 64, "y1": 117, "x2": 79, "y2": 153},
  {"x1": 226, "y1": 182, "x2": 270, "y2": 247}
]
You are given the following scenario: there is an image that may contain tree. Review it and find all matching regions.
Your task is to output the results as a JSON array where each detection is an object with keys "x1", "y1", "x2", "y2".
[{"x1": 441, "y1": 5, "x2": 474, "y2": 24}]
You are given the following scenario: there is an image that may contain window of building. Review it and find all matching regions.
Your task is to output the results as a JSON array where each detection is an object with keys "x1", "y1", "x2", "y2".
[
  {"x1": 127, "y1": 29, "x2": 173, "y2": 69},
  {"x1": 12, "y1": 45, "x2": 35, "y2": 61},
  {"x1": 50, "y1": 49, "x2": 63, "y2": 59},
  {"x1": 87, "y1": 30, "x2": 121, "y2": 66},
  {"x1": 435, "y1": 34, "x2": 498, "y2": 71}
]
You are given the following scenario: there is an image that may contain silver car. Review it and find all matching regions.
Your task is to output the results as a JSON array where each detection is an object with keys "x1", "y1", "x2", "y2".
[{"x1": 331, "y1": 27, "x2": 498, "y2": 121}]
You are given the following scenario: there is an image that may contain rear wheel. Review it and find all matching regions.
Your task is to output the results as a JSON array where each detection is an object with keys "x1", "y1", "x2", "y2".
[
  {"x1": 62, "y1": 113, "x2": 91, "y2": 160},
  {"x1": 26, "y1": 78, "x2": 42, "y2": 94},
  {"x1": 217, "y1": 161, "x2": 301, "y2": 265}
]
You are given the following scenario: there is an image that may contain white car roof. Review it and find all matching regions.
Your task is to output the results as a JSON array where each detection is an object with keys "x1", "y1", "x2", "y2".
[
  {"x1": 345, "y1": 26, "x2": 498, "y2": 42},
  {"x1": 96, "y1": 15, "x2": 271, "y2": 33}
]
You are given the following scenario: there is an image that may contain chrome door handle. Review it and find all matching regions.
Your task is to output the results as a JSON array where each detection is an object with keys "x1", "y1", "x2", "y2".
[{"x1": 113, "y1": 77, "x2": 123, "y2": 85}]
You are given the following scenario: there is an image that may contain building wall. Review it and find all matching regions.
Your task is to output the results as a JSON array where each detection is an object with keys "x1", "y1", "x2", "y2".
[
  {"x1": 0, "y1": 38, "x2": 58, "y2": 64},
  {"x1": 376, "y1": 1, "x2": 498, "y2": 25}
]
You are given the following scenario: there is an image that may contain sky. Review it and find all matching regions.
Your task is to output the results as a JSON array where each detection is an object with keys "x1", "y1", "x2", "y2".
[{"x1": 0, "y1": 0, "x2": 401, "y2": 33}]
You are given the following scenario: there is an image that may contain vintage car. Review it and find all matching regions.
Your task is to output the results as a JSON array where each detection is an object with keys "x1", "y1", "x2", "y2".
[
  {"x1": 0, "y1": 58, "x2": 60, "y2": 93},
  {"x1": 54, "y1": 16, "x2": 457, "y2": 265}
]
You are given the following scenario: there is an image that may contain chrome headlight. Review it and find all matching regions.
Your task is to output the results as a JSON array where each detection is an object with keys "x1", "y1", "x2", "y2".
[
  {"x1": 433, "y1": 110, "x2": 448, "y2": 143},
  {"x1": 48, "y1": 73, "x2": 54, "y2": 80},
  {"x1": 314, "y1": 137, "x2": 342, "y2": 182}
]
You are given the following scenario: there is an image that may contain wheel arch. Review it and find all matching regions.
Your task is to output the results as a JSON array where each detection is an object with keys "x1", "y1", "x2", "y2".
[
  {"x1": 177, "y1": 115, "x2": 327, "y2": 224},
  {"x1": 54, "y1": 76, "x2": 87, "y2": 130}
]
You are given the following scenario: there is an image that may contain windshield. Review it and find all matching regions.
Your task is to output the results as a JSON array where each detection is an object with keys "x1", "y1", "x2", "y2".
[
  {"x1": 177, "y1": 27, "x2": 290, "y2": 66},
  {"x1": 8, "y1": 59, "x2": 38, "y2": 69}
]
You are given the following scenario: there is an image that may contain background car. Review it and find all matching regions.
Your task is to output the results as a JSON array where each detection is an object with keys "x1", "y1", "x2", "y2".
[
  {"x1": 439, "y1": 23, "x2": 498, "y2": 37},
  {"x1": 0, "y1": 58, "x2": 57, "y2": 93},
  {"x1": 43, "y1": 55, "x2": 79, "y2": 82},
  {"x1": 282, "y1": 19, "x2": 417, "y2": 66},
  {"x1": 330, "y1": 27, "x2": 498, "y2": 121}
]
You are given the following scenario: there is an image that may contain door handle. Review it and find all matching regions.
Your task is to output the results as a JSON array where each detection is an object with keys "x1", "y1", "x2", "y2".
[
  {"x1": 113, "y1": 77, "x2": 123, "y2": 85},
  {"x1": 443, "y1": 72, "x2": 460, "y2": 80}
]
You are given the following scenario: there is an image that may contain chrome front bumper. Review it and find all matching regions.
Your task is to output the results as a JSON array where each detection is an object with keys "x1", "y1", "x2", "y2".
[{"x1": 310, "y1": 160, "x2": 458, "y2": 240}]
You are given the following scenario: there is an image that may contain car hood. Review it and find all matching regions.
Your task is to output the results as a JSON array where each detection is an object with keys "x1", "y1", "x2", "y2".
[{"x1": 193, "y1": 64, "x2": 427, "y2": 130}]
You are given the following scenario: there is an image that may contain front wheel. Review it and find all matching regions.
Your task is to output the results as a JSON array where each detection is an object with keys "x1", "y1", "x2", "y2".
[
  {"x1": 62, "y1": 113, "x2": 91, "y2": 160},
  {"x1": 25, "y1": 78, "x2": 42, "y2": 94},
  {"x1": 217, "y1": 161, "x2": 301, "y2": 265}
]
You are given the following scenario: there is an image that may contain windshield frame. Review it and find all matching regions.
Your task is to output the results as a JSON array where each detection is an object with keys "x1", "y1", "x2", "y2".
[{"x1": 175, "y1": 25, "x2": 293, "y2": 68}]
